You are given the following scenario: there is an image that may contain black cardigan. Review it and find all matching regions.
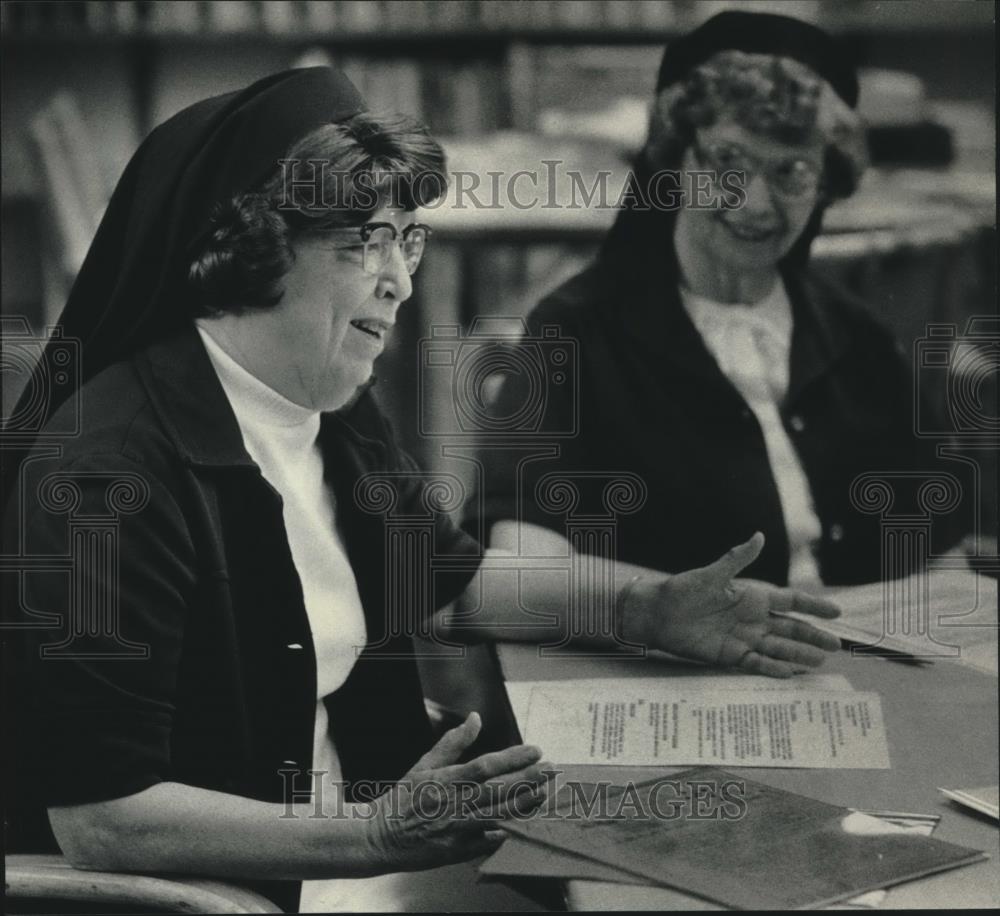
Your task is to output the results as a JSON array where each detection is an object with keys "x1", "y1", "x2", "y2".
[
  {"x1": 466, "y1": 249, "x2": 967, "y2": 587},
  {"x1": 4, "y1": 325, "x2": 481, "y2": 912}
]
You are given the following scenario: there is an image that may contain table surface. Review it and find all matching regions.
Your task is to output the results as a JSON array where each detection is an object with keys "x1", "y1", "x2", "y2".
[{"x1": 495, "y1": 640, "x2": 1000, "y2": 910}]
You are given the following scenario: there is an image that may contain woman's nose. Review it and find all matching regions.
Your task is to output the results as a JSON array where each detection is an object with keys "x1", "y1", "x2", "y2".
[
  {"x1": 742, "y1": 171, "x2": 779, "y2": 215},
  {"x1": 375, "y1": 244, "x2": 413, "y2": 303}
]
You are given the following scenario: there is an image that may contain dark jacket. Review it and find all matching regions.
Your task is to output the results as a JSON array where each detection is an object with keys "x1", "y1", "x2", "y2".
[
  {"x1": 3, "y1": 326, "x2": 481, "y2": 912},
  {"x1": 467, "y1": 250, "x2": 967, "y2": 587}
]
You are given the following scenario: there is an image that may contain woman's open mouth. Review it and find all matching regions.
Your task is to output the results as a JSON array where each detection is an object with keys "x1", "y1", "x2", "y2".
[
  {"x1": 719, "y1": 217, "x2": 779, "y2": 242},
  {"x1": 349, "y1": 318, "x2": 391, "y2": 341}
]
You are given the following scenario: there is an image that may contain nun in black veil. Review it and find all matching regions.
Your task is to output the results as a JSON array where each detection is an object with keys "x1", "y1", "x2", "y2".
[
  {"x1": 3, "y1": 65, "x2": 842, "y2": 913},
  {"x1": 473, "y1": 11, "x2": 967, "y2": 590},
  {"x1": 3, "y1": 66, "x2": 551, "y2": 913}
]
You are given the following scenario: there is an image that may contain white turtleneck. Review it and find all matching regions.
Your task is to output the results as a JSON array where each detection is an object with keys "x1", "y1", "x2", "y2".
[
  {"x1": 196, "y1": 323, "x2": 367, "y2": 785},
  {"x1": 679, "y1": 281, "x2": 823, "y2": 586},
  {"x1": 197, "y1": 324, "x2": 417, "y2": 911}
]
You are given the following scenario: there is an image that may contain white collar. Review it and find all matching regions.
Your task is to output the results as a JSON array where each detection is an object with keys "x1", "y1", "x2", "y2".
[
  {"x1": 680, "y1": 279, "x2": 792, "y2": 345},
  {"x1": 196, "y1": 323, "x2": 320, "y2": 437}
]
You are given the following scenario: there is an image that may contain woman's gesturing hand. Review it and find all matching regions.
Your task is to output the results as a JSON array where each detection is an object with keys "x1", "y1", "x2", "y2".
[
  {"x1": 623, "y1": 532, "x2": 843, "y2": 678},
  {"x1": 363, "y1": 712, "x2": 549, "y2": 872}
]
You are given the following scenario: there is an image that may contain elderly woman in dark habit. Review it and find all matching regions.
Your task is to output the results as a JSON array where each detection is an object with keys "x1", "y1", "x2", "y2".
[
  {"x1": 473, "y1": 11, "x2": 966, "y2": 589},
  {"x1": 3, "y1": 66, "x2": 840, "y2": 913}
]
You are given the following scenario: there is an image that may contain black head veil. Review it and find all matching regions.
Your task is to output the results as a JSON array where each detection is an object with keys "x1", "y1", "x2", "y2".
[{"x1": 7, "y1": 67, "x2": 365, "y2": 472}]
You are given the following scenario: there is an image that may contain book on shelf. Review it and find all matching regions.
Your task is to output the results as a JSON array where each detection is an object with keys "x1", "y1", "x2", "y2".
[
  {"x1": 604, "y1": 0, "x2": 640, "y2": 30},
  {"x1": 145, "y1": 0, "x2": 201, "y2": 34},
  {"x1": 449, "y1": 59, "x2": 496, "y2": 136},
  {"x1": 259, "y1": 0, "x2": 298, "y2": 34},
  {"x1": 634, "y1": 0, "x2": 682, "y2": 30},
  {"x1": 338, "y1": 0, "x2": 382, "y2": 32},
  {"x1": 426, "y1": 0, "x2": 474, "y2": 31},
  {"x1": 301, "y1": 1, "x2": 340, "y2": 33},
  {"x1": 335, "y1": 56, "x2": 425, "y2": 122},
  {"x1": 554, "y1": 1, "x2": 605, "y2": 30},
  {"x1": 207, "y1": 0, "x2": 259, "y2": 33},
  {"x1": 111, "y1": 0, "x2": 140, "y2": 34},
  {"x1": 421, "y1": 60, "x2": 503, "y2": 136},
  {"x1": 83, "y1": 1, "x2": 114, "y2": 34},
  {"x1": 384, "y1": 0, "x2": 430, "y2": 31},
  {"x1": 370, "y1": 59, "x2": 424, "y2": 120}
]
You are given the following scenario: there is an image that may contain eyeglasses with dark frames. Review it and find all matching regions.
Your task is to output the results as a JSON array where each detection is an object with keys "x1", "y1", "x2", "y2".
[{"x1": 317, "y1": 221, "x2": 432, "y2": 275}]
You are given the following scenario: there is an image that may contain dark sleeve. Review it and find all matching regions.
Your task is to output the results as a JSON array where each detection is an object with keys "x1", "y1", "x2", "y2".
[{"x1": 13, "y1": 452, "x2": 196, "y2": 806}]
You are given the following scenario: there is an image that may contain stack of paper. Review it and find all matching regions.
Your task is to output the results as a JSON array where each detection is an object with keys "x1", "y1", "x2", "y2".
[
  {"x1": 809, "y1": 569, "x2": 998, "y2": 675},
  {"x1": 939, "y1": 785, "x2": 1000, "y2": 820},
  {"x1": 485, "y1": 768, "x2": 984, "y2": 910}
]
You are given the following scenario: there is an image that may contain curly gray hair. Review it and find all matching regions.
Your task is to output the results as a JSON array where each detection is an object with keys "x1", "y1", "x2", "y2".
[{"x1": 644, "y1": 50, "x2": 867, "y2": 200}]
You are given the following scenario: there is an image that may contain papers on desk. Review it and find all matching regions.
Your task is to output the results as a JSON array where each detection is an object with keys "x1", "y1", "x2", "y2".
[
  {"x1": 514, "y1": 677, "x2": 890, "y2": 769},
  {"x1": 814, "y1": 568, "x2": 998, "y2": 675},
  {"x1": 487, "y1": 768, "x2": 985, "y2": 910},
  {"x1": 938, "y1": 785, "x2": 1000, "y2": 821}
]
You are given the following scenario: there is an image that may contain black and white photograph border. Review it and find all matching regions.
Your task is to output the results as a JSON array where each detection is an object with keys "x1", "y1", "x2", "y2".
[{"x1": 2, "y1": 1, "x2": 997, "y2": 914}]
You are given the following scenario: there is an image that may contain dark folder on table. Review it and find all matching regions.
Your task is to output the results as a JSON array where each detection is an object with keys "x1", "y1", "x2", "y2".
[{"x1": 490, "y1": 768, "x2": 985, "y2": 910}]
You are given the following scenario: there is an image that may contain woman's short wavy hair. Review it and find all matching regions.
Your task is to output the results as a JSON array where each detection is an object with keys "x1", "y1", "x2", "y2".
[
  {"x1": 188, "y1": 111, "x2": 447, "y2": 316},
  {"x1": 643, "y1": 50, "x2": 867, "y2": 202}
]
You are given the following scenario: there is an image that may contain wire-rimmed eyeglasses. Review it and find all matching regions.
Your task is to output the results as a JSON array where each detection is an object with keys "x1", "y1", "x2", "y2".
[{"x1": 692, "y1": 140, "x2": 823, "y2": 200}]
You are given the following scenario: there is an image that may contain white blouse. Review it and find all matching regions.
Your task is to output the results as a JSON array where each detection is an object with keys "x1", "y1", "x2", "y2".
[{"x1": 679, "y1": 282, "x2": 823, "y2": 585}]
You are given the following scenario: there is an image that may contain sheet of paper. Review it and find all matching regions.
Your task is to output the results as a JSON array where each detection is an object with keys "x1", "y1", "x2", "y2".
[
  {"x1": 520, "y1": 682, "x2": 890, "y2": 768},
  {"x1": 939, "y1": 785, "x2": 1000, "y2": 820},
  {"x1": 817, "y1": 569, "x2": 998, "y2": 675},
  {"x1": 505, "y1": 673, "x2": 853, "y2": 733},
  {"x1": 497, "y1": 768, "x2": 984, "y2": 910}
]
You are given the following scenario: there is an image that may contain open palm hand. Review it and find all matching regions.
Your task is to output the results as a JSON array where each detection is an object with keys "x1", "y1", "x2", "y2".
[{"x1": 626, "y1": 533, "x2": 842, "y2": 678}]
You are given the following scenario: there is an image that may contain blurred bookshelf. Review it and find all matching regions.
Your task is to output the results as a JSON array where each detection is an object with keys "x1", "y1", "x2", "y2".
[{"x1": 0, "y1": 1, "x2": 994, "y2": 41}]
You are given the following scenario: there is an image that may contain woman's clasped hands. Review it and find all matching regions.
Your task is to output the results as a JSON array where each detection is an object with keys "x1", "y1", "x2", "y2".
[{"x1": 362, "y1": 712, "x2": 550, "y2": 871}]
